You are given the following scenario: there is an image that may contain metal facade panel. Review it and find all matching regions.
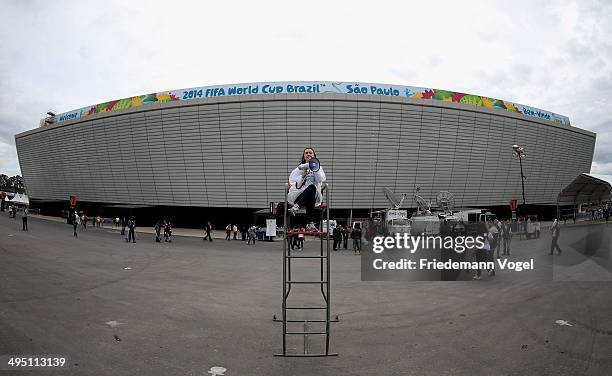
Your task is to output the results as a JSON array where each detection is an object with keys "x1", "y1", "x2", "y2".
[{"x1": 16, "y1": 96, "x2": 595, "y2": 209}]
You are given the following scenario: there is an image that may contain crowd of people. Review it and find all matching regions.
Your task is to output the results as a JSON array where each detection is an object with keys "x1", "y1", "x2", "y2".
[
  {"x1": 472, "y1": 219, "x2": 513, "y2": 280},
  {"x1": 222, "y1": 223, "x2": 261, "y2": 244}
]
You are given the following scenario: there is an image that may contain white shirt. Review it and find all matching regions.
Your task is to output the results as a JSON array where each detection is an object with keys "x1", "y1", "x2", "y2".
[{"x1": 287, "y1": 164, "x2": 326, "y2": 205}]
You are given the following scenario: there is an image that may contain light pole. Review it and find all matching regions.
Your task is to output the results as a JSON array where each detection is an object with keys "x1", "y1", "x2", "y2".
[{"x1": 512, "y1": 144, "x2": 527, "y2": 227}]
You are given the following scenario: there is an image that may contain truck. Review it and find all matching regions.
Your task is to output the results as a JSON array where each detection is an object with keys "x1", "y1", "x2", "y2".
[
  {"x1": 453, "y1": 209, "x2": 497, "y2": 223},
  {"x1": 444, "y1": 209, "x2": 496, "y2": 236},
  {"x1": 385, "y1": 209, "x2": 410, "y2": 235}
]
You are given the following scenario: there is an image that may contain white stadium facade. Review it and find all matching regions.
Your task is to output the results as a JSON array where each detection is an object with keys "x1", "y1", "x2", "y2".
[{"x1": 15, "y1": 81, "x2": 595, "y2": 225}]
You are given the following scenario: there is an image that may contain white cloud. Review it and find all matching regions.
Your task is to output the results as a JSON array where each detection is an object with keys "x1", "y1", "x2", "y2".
[
  {"x1": 591, "y1": 161, "x2": 612, "y2": 175},
  {"x1": 1, "y1": 0, "x2": 611, "y2": 176}
]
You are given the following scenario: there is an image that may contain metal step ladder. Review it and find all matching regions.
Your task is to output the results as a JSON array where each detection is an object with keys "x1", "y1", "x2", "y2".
[{"x1": 273, "y1": 183, "x2": 338, "y2": 357}]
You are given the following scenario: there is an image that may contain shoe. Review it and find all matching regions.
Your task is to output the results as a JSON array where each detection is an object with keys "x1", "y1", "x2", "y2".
[
  {"x1": 289, "y1": 204, "x2": 300, "y2": 216},
  {"x1": 473, "y1": 275, "x2": 482, "y2": 280}
]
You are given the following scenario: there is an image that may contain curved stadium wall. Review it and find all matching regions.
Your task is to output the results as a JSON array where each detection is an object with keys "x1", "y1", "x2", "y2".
[{"x1": 15, "y1": 82, "x2": 596, "y2": 212}]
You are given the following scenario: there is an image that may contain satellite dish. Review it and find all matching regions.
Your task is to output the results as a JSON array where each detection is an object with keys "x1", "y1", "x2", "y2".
[
  {"x1": 436, "y1": 191, "x2": 455, "y2": 213},
  {"x1": 413, "y1": 187, "x2": 431, "y2": 213},
  {"x1": 383, "y1": 187, "x2": 406, "y2": 209}
]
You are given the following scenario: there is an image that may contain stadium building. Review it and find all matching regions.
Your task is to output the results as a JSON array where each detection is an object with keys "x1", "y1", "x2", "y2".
[{"x1": 15, "y1": 81, "x2": 596, "y2": 225}]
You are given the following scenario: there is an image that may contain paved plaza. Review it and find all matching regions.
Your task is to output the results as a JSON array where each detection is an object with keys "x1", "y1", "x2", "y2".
[{"x1": 1, "y1": 214, "x2": 611, "y2": 375}]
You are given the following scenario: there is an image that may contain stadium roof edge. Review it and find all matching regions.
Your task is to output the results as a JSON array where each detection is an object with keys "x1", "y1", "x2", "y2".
[{"x1": 39, "y1": 81, "x2": 571, "y2": 127}]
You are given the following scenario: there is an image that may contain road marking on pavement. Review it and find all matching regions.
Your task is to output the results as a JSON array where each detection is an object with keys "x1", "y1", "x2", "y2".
[
  {"x1": 105, "y1": 321, "x2": 124, "y2": 328},
  {"x1": 208, "y1": 366, "x2": 227, "y2": 375},
  {"x1": 555, "y1": 320, "x2": 573, "y2": 326}
]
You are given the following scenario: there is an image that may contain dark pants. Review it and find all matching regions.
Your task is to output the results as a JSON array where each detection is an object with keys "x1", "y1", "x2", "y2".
[
  {"x1": 226, "y1": 231, "x2": 230, "y2": 240},
  {"x1": 22, "y1": 217, "x2": 28, "y2": 231},
  {"x1": 333, "y1": 238, "x2": 342, "y2": 250},
  {"x1": 204, "y1": 231, "x2": 212, "y2": 242},
  {"x1": 485, "y1": 247, "x2": 495, "y2": 275},
  {"x1": 503, "y1": 238, "x2": 511, "y2": 255},
  {"x1": 494, "y1": 236, "x2": 501, "y2": 258},
  {"x1": 128, "y1": 229, "x2": 136, "y2": 243},
  {"x1": 73, "y1": 223, "x2": 78, "y2": 237},
  {"x1": 475, "y1": 250, "x2": 486, "y2": 277},
  {"x1": 248, "y1": 235, "x2": 256, "y2": 244},
  {"x1": 550, "y1": 236, "x2": 561, "y2": 254},
  {"x1": 233, "y1": 231, "x2": 237, "y2": 240},
  {"x1": 295, "y1": 185, "x2": 317, "y2": 220},
  {"x1": 352, "y1": 238, "x2": 361, "y2": 252}
]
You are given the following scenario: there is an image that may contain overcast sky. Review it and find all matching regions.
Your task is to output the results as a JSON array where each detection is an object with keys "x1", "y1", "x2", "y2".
[{"x1": 1, "y1": 0, "x2": 611, "y2": 181}]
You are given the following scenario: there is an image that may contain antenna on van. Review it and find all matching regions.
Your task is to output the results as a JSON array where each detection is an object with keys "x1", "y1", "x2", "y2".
[
  {"x1": 413, "y1": 186, "x2": 431, "y2": 214},
  {"x1": 436, "y1": 191, "x2": 455, "y2": 214}
]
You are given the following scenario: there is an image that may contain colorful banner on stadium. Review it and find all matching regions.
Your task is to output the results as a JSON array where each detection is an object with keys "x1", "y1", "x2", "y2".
[{"x1": 47, "y1": 82, "x2": 570, "y2": 126}]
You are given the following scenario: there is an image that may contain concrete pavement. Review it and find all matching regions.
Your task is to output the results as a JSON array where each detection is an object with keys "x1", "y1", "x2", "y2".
[{"x1": 1, "y1": 214, "x2": 611, "y2": 375}]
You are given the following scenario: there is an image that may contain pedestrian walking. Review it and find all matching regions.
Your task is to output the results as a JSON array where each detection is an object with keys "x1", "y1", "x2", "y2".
[
  {"x1": 492, "y1": 219, "x2": 501, "y2": 258},
  {"x1": 73, "y1": 212, "x2": 80, "y2": 237},
  {"x1": 22, "y1": 207, "x2": 28, "y2": 231},
  {"x1": 225, "y1": 224, "x2": 232, "y2": 240},
  {"x1": 332, "y1": 225, "x2": 342, "y2": 251},
  {"x1": 485, "y1": 223, "x2": 496, "y2": 276},
  {"x1": 203, "y1": 221, "x2": 213, "y2": 242},
  {"x1": 127, "y1": 216, "x2": 136, "y2": 243},
  {"x1": 351, "y1": 224, "x2": 362, "y2": 254},
  {"x1": 473, "y1": 223, "x2": 490, "y2": 280},
  {"x1": 233, "y1": 224, "x2": 238, "y2": 240},
  {"x1": 293, "y1": 227, "x2": 301, "y2": 250},
  {"x1": 164, "y1": 220, "x2": 172, "y2": 242},
  {"x1": 550, "y1": 219, "x2": 562, "y2": 255},
  {"x1": 248, "y1": 225, "x2": 257, "y2": 244},
  {"x1": 502, "y1": 219, "x2": 512, "y2": 256},
  {"x1": 297, "y1": 227, "x2": 305, "y2": 249},
  {"x1": 154, "y1": 220, "x2": 162, "y2": 242}
]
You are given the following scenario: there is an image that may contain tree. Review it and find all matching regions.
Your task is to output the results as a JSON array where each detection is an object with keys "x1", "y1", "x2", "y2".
[
  {"x1": 6, "y1": 175, "x2": 25, "y2": 194},
  {"x1": 0, "y1": 174, "x2": 8, "y2": 190}
]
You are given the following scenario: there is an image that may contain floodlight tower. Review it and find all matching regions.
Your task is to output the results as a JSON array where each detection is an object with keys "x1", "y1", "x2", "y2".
[{"x1": 512, "y1": 144, "x2": 527, "y2": 218}]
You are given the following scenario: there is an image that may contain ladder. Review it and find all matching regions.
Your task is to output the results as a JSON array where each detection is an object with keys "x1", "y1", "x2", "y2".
[{"x1": 274, "y1": 183, "x2": 338, "y2": 357}]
